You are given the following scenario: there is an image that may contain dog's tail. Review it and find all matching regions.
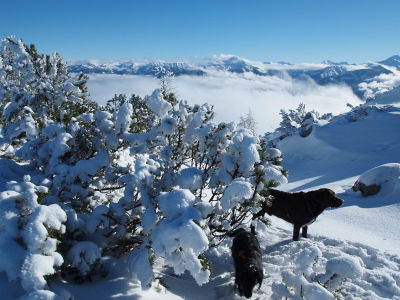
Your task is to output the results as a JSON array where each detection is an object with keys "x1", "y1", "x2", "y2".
[{"x1": 250, "y1": 224, "x2": 256, "y2": 235}]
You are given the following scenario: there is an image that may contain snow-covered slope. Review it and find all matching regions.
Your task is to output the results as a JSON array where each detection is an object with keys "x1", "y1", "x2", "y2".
[
  {"x1": 370, "y1": 85, "x2": 400, "y2": 105},
  {"x1": 277, "y1": 105, "x2": 400, "y2": 254}
]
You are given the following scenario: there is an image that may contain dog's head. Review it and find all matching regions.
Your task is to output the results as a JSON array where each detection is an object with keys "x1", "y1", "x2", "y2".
[
  {"x1": 317, "y1": 188, "x2": 344, "y2": 208},
  {"x1": 236, "y1": 266, "x2": 263, "y2": 298}
]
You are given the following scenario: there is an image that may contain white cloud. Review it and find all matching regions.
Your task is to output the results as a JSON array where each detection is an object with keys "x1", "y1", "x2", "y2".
[
  {"x1": 87, "y1": 71, "x2": 362, "y2": 134},
  {"x1": 87, "y1": 74, "x2": 159, "y2": 105},
  {"x1": 358, "y1": 68, "x2": 400, "y2": 99}
]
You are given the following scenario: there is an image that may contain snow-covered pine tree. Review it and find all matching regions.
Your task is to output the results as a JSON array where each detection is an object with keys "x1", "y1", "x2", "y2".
[
  {"x1": 156, "y1": 65, "x2": 178, "y2": 106},
  {"x1": 105, "y1": 93, "x2": 155, "y2": 133},
  {"x1": 0, "y1": 36, "x2": 94, "y2": 155},
  {"x1": 238, "y1": 108, "x2": 258, "y2": 135},
  {"x1": 277, "y1": 102, "x2": 307, "y2": 139}
]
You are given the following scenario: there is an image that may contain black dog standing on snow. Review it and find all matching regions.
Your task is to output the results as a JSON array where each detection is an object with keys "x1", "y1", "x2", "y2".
[
  {"x1": 230, "y1": 226, "x2": 263, "y2": 298},
  {"x1": 254, "y1": 188, "x2": 344, "y2": 241}
]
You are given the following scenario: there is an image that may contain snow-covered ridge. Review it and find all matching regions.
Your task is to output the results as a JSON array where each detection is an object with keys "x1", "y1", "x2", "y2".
[{"x1": 68, "y1": 54, "x2": 400, "y2": 99}]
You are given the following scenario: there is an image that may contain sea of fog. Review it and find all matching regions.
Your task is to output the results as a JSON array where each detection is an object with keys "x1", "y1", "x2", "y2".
[{"x1": 86, "y1": 71, "x2": 363, "y2": 134}]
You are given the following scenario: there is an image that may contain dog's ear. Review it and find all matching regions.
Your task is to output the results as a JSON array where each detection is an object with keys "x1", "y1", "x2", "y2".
[{"x1": 228, "y1": 228, "x2": 245, "y2": 237}]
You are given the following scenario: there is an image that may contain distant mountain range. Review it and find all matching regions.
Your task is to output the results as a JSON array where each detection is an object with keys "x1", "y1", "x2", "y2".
[{"x1": 68, "y1": 55, "x2": 400, "y2": 100}]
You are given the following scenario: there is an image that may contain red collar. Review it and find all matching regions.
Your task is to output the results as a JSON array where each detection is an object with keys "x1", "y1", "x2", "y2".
[{"x1": 238, "y1": 250, "x2": 247, "y2": 260}]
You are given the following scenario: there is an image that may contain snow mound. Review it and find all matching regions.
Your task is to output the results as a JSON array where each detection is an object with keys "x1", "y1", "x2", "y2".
[
  {"x1": 353, "y1": 163, "x2": 400, "y2": 196},
  {"x1": 325, "y1": 254, "x2": 364, "y2": 279}
]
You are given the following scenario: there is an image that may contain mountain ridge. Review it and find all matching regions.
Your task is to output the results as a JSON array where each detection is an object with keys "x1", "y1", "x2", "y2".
[{"x1": 68, "y1": 54, "x2": 400, "y2": 100}]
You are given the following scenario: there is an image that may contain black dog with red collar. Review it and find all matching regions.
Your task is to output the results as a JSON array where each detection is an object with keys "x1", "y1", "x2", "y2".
[{"x1": 230, "y1": 226, "x2": 263, "y2": 298}]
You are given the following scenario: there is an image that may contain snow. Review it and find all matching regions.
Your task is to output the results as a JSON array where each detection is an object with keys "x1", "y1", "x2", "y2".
[
  {"x1": 18, "y1": 289, "x2": 64, "y2": 300},
  {"x1": 21, "y1": 253, "x2": 63, "y2": 291},
  {"x1": 225, "y1": 128, "x2": 260, "y2": 176},
  {"x1": 371, "y1": 85, "x2": 400, "y2": 105},
  {"x1": 116, "y1": 102, "x2": 133, "y2": 134},
  {"x1": 68, "y1": 150, "x2": 108, "y2": 183},
  {"x1": 177, "y1": 168, "x2": 204, "y2": 191},
  {"x1": 128, "y1": 246, "x2": 154, "y2": 288},
  {"x1": 158, "y1": 189, "x2": 196, "y2": 221},
  {"x1": 140, "y1": 205, "x2": 157, "y2": 234},
  {"x1": 3, "y1": 115, "x2": 400, "y2": 298},
  {"x1": 324, "y1": 255, "x2": 364, "y2": 280},
  {"x1": 220, "y1": 178, "x2": 253, "y2": 211},
  {"x1": 0, "y1": 232, "x2": 26, "y2": 281},
  {"x1": 42, "y1": 222, "x2": 400, "y2": 300},
  {"x1": 151, "y1": 217, "x2": 210, "y2": 286},
  {"x1": 67, "y1": 242, "x2": 101, "y2": 275},
  {"x1": 263, "y1": 164, "x2": 288, "y2": 186}
]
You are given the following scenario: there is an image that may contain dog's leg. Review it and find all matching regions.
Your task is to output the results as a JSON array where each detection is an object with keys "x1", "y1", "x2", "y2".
[
  {"x1": 258, "y1": 276, "x2": 263, "y2": 289},
  {"x1": 302, "y1": 225, "x2": 308, "y2": 238},
  {"x1": 293, "y1": 224, "x2": 301, "y2": 241}
]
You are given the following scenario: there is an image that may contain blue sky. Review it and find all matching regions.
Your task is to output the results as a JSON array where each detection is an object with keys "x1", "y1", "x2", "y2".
[{"x1": 1, "y1": 0, "x2": 399, "y2": 63}]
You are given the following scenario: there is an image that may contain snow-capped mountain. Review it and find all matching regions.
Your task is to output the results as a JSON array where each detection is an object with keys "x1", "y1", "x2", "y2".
[
  {"x1": 378, "y1": 55, "x2": 400, "y2": 69},
  {"x1": 68, "y1": 60, "x2": 206, "y2": 77},
  {"x1": 68, "y1": 55, "x2": 400, "y2": 99}
]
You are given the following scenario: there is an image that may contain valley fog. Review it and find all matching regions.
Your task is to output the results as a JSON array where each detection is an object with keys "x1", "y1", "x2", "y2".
[{"x1": 86, "y1": 72, "x2": 362, "y2": 134}]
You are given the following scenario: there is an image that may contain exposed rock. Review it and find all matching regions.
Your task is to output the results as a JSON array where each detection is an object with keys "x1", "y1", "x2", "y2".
[
  {"x1": 352, "y1": 181, "x2": 381, "y2": 197},
  {"x1": 299, "y1": 112, "x2": 316, "y2": 137}
]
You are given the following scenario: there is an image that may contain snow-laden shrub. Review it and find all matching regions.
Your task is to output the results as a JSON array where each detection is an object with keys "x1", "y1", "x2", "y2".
[
  {"x1": 0, "y1": 37, "x2": 288, "y2": 293},
  {"x1": 345, "y1": 104, "x2": 387, "y2": 122},
  {"x1": 0, "y1": 36, "x2": 93, "y2": 153},
  {"x1": 117, "y1": 97, "x2": 287, "y2": 287},
  {"x1": 0, "y1": 175, "x2": 66, "y2": 295}
]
